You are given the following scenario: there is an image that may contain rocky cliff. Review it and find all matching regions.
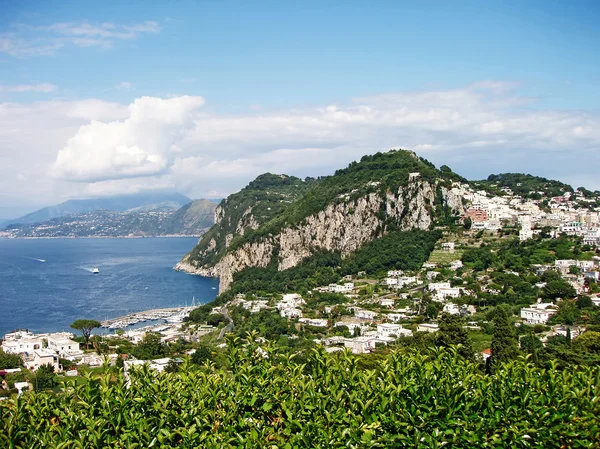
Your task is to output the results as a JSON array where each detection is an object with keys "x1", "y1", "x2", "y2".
[{"x1": 177, "y1": 150, "x2": 467, "y2": 291}]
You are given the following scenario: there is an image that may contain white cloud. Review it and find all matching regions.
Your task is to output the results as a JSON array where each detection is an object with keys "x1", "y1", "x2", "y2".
[
  {"x1": 116, "y1": 81, "x2": 132, "y2": 90},
  {"x1": 0, "y1": 82, "x2": 599, "y2": 215},
  {"x1": 0, "y1": 20, "x2": 160, "y2": 58},
  {"x1": 0, "y1": 83, "x2": 56, "y2": 93},
  {"x1": 52, "y1": 96, "x2": 205, "y2": 182}
]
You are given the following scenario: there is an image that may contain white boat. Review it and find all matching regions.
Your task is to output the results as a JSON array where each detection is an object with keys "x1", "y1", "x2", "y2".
[{"x1": 92, "y1": 267, "x2": 99, "y2": 274}]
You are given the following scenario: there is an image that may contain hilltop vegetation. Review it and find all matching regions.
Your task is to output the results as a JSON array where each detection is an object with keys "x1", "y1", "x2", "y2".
[
  {"x1": 187, "y1": 173, "x2": 319, "y2": 266},
  {"x1": 184, "y1": 150, "x2": 465, "y2": 282},
  {"x1": 475, "y1": 173, "x2": 574, "y2": 199}
]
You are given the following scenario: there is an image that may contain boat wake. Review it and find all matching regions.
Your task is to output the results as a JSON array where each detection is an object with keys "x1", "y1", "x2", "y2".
[
  {"x1": 25, "y1": 256, "x2": 46, "y2": 263},
  {"x1": 80, "y1": 267, "x2": 96, "y2": 273}
]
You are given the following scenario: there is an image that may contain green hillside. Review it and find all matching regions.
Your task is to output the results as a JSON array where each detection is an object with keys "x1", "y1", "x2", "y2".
[
  {"x1": 187, "y1": 150, "x2": 463, "y2": 269},
  {"x1": 475, "y1": 173, "x2": 573, "y2": 199},
  {"x1": 188, "y1": 173, "x2": 319, "y2": 266}
]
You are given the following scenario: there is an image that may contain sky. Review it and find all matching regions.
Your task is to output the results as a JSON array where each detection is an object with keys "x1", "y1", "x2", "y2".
[{"x1": 0, "y1": 0, "x2": 599, "y2": 218}]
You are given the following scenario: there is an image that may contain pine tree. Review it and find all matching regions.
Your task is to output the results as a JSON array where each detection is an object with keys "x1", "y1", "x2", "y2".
[
  {"x1": 491, "y1": 307, "x2": 519, "y2": 368},
  {"x1": 436, "y1": 313, "x2": 474, "y2": 360}
]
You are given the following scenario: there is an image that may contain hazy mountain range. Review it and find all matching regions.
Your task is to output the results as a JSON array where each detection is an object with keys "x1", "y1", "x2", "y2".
[{"x1": 0, "y1": 193, "x2": 219, "y2": 238}]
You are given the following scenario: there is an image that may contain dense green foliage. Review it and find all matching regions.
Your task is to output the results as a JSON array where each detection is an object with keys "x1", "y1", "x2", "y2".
[
  {"x1": 2, "y1": 341, "x2": 599, "y2": 448},
  {"x1": 187, "y1": 150, "x2": 461, "y2": 270},
  {"x1": 0, "y1": 349, "x2": 23, "y2": 370},
  {"x1": 435, "y1": 314, "x2": 474, "y2": 360},
  {"x1": 188, "y1": 173, "x2": 318, "y2": 266},
  {"x1": 223, "y1": 230, "x2": 439, "y2": 296},
  {"x1": 477, "y1": 173, "x2": 573, "y2": 199},
  {"x1": 491, "y1": 308, "x2": 520, "y2": 368}
]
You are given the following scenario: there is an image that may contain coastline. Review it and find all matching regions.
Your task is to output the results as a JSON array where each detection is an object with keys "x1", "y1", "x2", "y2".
[{"x1": 0, "y1": 234, "x2": 204, "y2": 240}]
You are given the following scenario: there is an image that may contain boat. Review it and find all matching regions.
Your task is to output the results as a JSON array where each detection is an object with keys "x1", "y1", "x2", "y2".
[{"x1": 92, "y1": 267, "x2": 99, "y2": 274}]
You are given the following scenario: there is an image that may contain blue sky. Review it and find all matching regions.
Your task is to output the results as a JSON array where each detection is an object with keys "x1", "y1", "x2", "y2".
[{"x1": 0, "y1": 1, "x2": 599, "y2": 216}]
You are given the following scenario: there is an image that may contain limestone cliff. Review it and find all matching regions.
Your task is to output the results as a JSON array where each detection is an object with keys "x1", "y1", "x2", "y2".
[{"x1": 177, "y1": 150, "x2": 467, "y2": 291}]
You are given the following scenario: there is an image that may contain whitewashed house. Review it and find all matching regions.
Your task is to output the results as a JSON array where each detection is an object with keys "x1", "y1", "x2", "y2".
[
  {"x1": 417, "y1": 323, "x2": 439, "y2": 333},
  {"x1": 520, "y1": 303, "x2": 558, "y2": 324},
  {"x1": 355, "y1": 309, "x2": 378, "y2": 320},
  {"x1": 23, "y1": 349, "x2": 60, "y2": 372},
  {"x1": 441, "y1": 242, "x2": 455, "y2": 252},
  {"x1": 46, "y1": 333, "x2": 82, "y2": 357},
  {"x1": 298, "y1": 318, "x2": 328, "y2": 327},
  {"x1": 280, "y1": 308, "x2": 303, "y2": 319},
  {"x1": 377, "y1": 323, "x2": 412, "y2": 338}
]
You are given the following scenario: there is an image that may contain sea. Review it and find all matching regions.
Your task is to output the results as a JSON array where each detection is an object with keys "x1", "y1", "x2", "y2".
[{"x1": 0, "y1": 238, "x2": 218, "y2": 336}]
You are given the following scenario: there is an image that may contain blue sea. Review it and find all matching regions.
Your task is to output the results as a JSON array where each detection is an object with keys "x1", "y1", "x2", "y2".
[{"x1": 0, "y1": 238, "x2": 218, "y2": 336}]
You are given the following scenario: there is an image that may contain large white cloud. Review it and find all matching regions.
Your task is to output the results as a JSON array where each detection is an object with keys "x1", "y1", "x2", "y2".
[
  {"x1": 52, "y1": 96, "x2": 204, "y2": 182},
  {"x1": 0, "y1": 82, "x2": 599, "y2": 216}
]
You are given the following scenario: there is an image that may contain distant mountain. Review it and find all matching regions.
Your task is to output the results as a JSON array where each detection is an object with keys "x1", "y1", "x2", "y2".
[
  {"x1": 3, "y1": 192, "x2": 192, "y2": 227},
  {"x1": 1, "y1": 199, "x2": 216, "y2": 238},
  {"x1": 160, "y1": 199, "x2": 218, "y2": 235}
]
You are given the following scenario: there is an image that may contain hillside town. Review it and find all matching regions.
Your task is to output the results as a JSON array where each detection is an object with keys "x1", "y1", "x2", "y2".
[{"x1": 2, "y1": 179, "x2": 600, "y2": 392}]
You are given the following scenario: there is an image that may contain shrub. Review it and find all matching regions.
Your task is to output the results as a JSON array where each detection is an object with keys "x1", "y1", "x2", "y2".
[{"x1": 1, "y1": 342, "x2": 599, "y2": 447}]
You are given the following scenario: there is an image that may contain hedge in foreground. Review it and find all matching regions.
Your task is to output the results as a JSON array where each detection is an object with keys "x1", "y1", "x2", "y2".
[{"x1": 1, "y1": 339, "x2": 599, "y2": 448}]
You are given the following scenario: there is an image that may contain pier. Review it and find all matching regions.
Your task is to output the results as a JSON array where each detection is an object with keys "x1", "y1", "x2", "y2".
[{"x1": 100, "y1": 307, "x2": 194, "y2": 330}]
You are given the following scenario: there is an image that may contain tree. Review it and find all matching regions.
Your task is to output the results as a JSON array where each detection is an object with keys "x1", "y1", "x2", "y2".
[
  {"x1": 572, "y1": 331, "x2": 600, "y2": 355},
  {"x1": 436, "y1": 313, "x2": 473, "y2": 360},
  {"x1": 0, "y1": 349, "x2": 23, "y2": 369},
  {"x1": 542, "y1": 280, "x2": 577, "y2": 300},
  {"x1": 549, "y1": 300, "x2": 581, "y2": 326},
  {"x1": 463, "y1": 217, "x2": 472, "y2": 230},
  {"x1": 70, "y1": 319, "x2": 101, "y2": 349},
  {"x1": 576, "y1": 296, "x2": 594, "y2": 309},
  {"x1": 132, "y1": 332, "x2": 168, "y2": 360},
  {"x1": 32, "y1": 364, "x2": 56, "y2": 391},
  {"x1": 191, "y1": 345, "x2": 212, "y2": 366},
  {"x1": 425, "y1": 303, "x2": 439, "y2": 319},
  {"x1": 491, "y1": 308, "x2": 519, "y2": 368}
]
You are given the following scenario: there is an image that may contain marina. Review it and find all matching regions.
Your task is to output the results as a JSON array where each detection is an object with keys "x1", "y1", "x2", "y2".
[{"x1": 100, "y1": 306, "x2": 196, "y2": 330}]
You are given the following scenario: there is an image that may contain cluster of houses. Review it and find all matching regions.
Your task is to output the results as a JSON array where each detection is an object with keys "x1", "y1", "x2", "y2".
[
  {"x1": 323, "y1": 323, "x2": 413, "y2": 354},
  {"x1": 448, "y1": 182, "x2": 600, "y2": 243},
  {"x1": 1, "y1": 330, "x2": 82, "y2": 372}
]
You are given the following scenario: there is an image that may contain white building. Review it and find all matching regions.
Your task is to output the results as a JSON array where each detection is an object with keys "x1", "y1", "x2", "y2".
[
  {"x1": 520, "y1": 303, "x2": 558, "y2": 324},
  {"x1": 377, "y1": 323, "x2": 412, "y2": 338},
  {"x1": 46, "y1": 333, "x2": 82, "y2": 357},
  {"x1": 379, "y1": 298, "x2": 395, "y2": 307},
  {"x1": 280, "y1": 308, "x2": 303, "y2": 319},
  {"x1": 344, "y1": 337, "x2": 376, "y2": 354},
  {"x1": 441, "y1": 242, "x2": 455, "y2": 252},
  {"x1": 583, "y1": 229, "x2": 600, "y2": 246},
  {"x1": 23, "y1": 349, "x2": 60, "y2": 372},
  {"x1": 433, "y1": 287, "x2": 462, "y2": 302},
  {"x1": 355, "y1": 309, "x2": 378, "y2": 320},
  {"x1": 328, "y1": 283, "x2": 355, "y2": 293},
  {"x1": 417, "y1": 323, "x2": 439, "y2": 333},
  {"x1": 1, "y1": 331, "x2": 43, "y2": 355},
  {"x1": 428, "y1": 282, "x2": 451, "y2": 291},
  {"x1": 298, "y1": 318, "x2": 328, "y2": 327},
  {"x1": 387, "y1": 270, "x2": 404, "y2": 277},
  {"x1": 386, "y1": 313, "x2": 408, "y2": 323},
  {"x1": 449, "y1": 260, "x2": 463, "y2": 270},
  {"x1": 443, "y1": 303, "x2": 461, "y2": 315}
]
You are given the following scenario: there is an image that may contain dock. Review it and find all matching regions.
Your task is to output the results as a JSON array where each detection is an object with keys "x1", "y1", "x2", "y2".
[{"x1": 100, "y1": 307, "x2": 194, "y2": 330}]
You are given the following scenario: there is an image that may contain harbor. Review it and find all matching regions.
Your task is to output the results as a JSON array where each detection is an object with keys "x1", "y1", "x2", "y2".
[{"x1": 100, "y1": 306, "x2": 196, "y2": 330}]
